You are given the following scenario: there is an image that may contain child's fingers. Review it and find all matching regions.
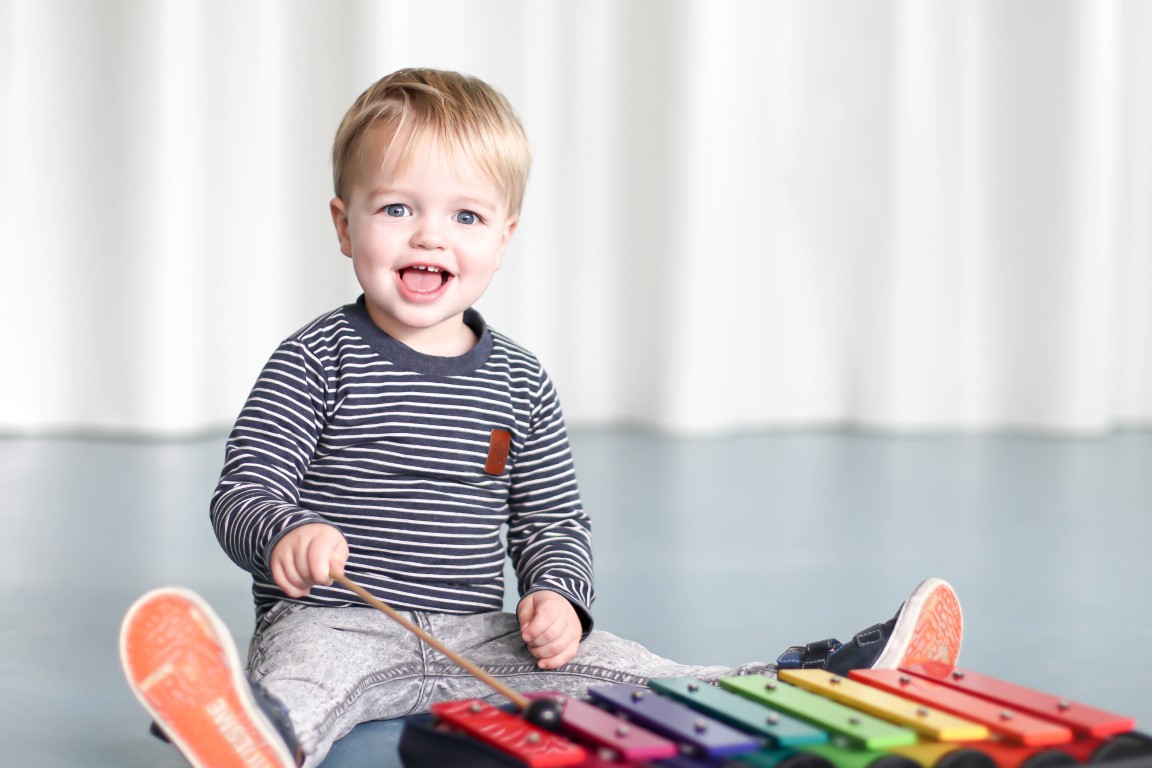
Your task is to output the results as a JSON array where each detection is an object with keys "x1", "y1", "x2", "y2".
[
  {"x1": 531, "y1": 635, "x2": 579, "y2": 669},
  {"x1": 527, "y1": 633, "x2": 564, "y2": 657},
  {"x1": 306, "y1": 540, "x2": 334, "y2": 585},
  {"x1": 307, "y1": 527, "x2": 349, "y2": 585},
  {"x1": 329, "y1": 535, "x2": 349, "y2": 577},
  {"x1": 516, "y1": 596, "x2": 538, "y2": 635},
  {"x1": 522, "y1": 610, "x2": 556, "y2": 644},
  {"x1": 523, "y1": 617, "x2": 576, "y2": 659},
  {"x1": 271, "y1": 554, "x2": 307, "y2": 598},
  {"x1": 517, "y1": 593, "x2": 581, "y2": 668},
  {"x1": 524, "y1": 611, "x2": 567, "y2": 648},
  {"x1": 536, "y1": 652, "x2": 574, "y2": 670},
  {"x1": 269, "y1": 523, "x2": 347, "y2": 597}
]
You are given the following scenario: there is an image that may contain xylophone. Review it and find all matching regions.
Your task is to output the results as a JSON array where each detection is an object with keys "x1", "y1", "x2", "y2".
[{"x1": 397, "y1": 664, "x2": 1152, "y2": 768}]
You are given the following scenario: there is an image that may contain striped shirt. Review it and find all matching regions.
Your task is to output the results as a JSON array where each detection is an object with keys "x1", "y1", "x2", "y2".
[{"x1": 211, "y1": 297, "x2": 595, "y2": 627}]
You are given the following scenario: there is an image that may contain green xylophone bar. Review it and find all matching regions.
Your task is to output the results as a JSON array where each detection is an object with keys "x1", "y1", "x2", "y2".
[
  {"x1": 719, "y1": 674, "x2": 919, "y2": 751},
  {"x1": 650, "y1": 677, "x2": 828, "y2": 748}
]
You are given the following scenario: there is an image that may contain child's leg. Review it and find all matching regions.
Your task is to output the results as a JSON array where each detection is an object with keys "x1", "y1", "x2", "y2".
[
  {"x1": 247, "y1": 602, "x2": 430, "y2": 768},
  {"x1": 415, "y1": 610, "x2": 773, "y2": 707}
]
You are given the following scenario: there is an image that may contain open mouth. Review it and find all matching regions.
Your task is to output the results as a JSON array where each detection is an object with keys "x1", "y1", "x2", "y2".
[{"x1": 398, "y1": 264, "x2": 453, "y2": 294}]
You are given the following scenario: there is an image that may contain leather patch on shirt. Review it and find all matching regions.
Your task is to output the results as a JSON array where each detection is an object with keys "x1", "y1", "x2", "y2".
[{"x1": 485, "y1": 429, "x2": 511, "y2": 475}]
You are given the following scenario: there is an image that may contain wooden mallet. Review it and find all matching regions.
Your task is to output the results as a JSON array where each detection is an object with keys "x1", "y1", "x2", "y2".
[{"x1": 333, "y1": 574, "x2": 563, "y2": 730}]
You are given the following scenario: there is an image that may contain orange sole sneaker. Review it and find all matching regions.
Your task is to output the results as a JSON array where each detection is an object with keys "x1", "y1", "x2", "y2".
[
  {"x1": 873, "y1": 577, "x2": 963, "y2": 671},
  {"x1": 119, "y1": 588, "x2": 297, "y2": 768}
]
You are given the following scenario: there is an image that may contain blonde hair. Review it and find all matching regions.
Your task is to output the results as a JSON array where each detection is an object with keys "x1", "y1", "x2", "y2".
[{"x1": 332, "y1": 68, "x2": 531, "y2": 217}]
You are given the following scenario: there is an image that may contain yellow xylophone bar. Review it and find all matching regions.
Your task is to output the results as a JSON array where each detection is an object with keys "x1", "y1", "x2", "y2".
[{"x1": 779, "y1": 670, "x2": 990, "y2": 742}]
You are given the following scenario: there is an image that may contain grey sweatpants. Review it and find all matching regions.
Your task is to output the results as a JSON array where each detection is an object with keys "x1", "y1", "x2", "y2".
[{"x1": 247, "y1": 601, "x2": 775, "y2": 767}]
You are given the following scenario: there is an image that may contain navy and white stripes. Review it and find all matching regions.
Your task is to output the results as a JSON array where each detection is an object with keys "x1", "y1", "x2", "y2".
[{"x1": 211, "y1": 298, "x2": 594, "y2": 626}]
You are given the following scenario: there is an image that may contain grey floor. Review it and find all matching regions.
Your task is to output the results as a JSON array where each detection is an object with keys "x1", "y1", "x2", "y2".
[{"x1": 3, "y1": 428, "x2": 1151, "y2": 766}]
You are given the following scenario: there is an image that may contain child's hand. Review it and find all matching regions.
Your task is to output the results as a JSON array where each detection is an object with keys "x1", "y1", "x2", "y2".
[
  {"x1": 269, "y1": 523, "x2": 349, "y2": 598},
  {"x1": 517, "y1": 591, "x2": 581, "y2": 670}
]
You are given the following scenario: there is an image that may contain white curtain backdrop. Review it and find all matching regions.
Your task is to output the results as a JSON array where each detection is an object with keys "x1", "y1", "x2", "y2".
[{"x1": 2, "y1": 0, "x2": 1150, "y2": 436}]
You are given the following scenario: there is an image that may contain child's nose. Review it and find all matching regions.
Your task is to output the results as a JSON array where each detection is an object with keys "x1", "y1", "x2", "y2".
[{"x1": 410, "y1": 217, "x2": 447, "y2": 249}]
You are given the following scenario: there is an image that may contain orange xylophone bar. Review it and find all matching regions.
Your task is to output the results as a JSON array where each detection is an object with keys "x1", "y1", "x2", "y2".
[{"x1": 410, "y1": 667, "x2": 1152, "y2": 768}]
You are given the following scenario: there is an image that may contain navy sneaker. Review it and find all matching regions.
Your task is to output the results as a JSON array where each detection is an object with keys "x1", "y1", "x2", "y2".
[
  {"x1": 121, "y1": 587, "x2": 302, "y2": 768},
  {"x1": 776, "y1": 578, "x2": 963, "y2": 676}
]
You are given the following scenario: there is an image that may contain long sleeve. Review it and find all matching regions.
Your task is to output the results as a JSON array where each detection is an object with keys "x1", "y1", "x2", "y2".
[
  {"x1": 210, "y1": 339, "x2": 330, "y2": 579},
  {"x1": 505, "y1": 370, "x2": 595, "y2": 631}
]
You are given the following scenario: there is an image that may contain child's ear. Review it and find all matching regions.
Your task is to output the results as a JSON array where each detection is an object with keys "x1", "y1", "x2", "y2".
[
  {"x1": 495, "y1": 216, "x2": 518, "y2": 270},
  {"x1": 330, "y1": 198, "x2": 353, "y2": 257}
]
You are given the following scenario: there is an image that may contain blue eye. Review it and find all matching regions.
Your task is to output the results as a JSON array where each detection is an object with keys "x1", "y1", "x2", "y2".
[
  {"x1": 384, "y1": 204, "x2": 409, "y2": 217},
  {"x1": 454, "y1": 210, "x2": 479, "y2": 225}
]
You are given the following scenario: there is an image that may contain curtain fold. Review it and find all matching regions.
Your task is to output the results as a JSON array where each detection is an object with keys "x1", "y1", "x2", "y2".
[{"x1": 2, "y1": 0, "x2": 1149, "y2": 435}]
